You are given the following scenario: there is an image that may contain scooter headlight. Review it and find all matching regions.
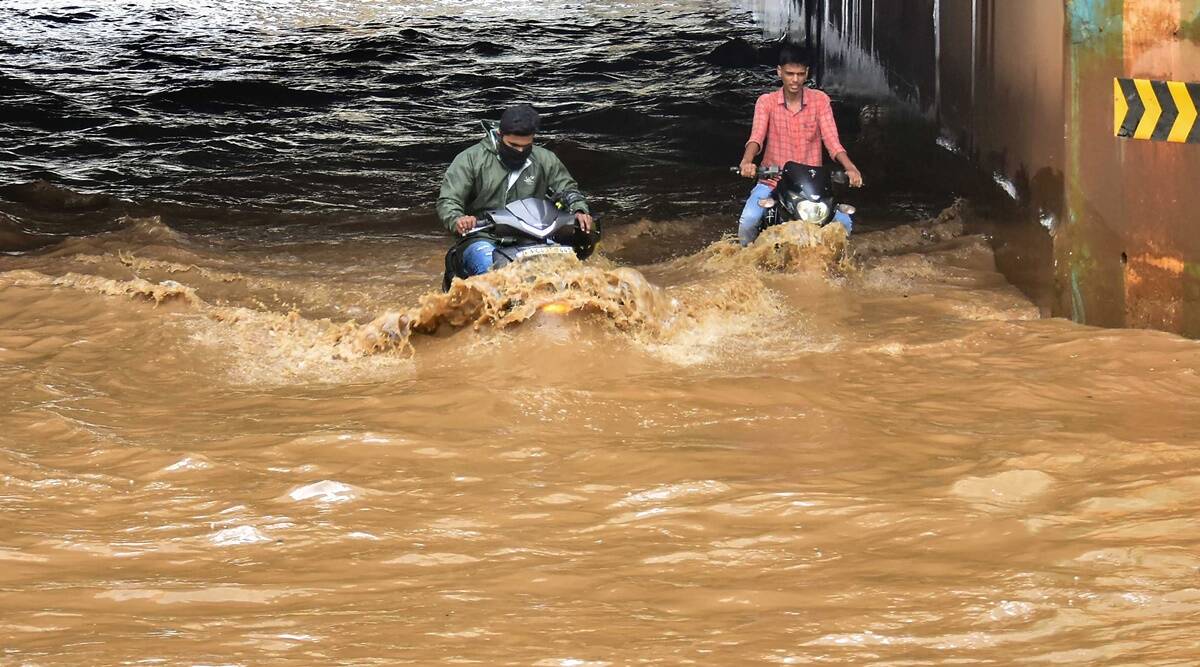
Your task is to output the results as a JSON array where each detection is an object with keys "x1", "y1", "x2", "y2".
[{"x1": 798, "y1": 200, "x2": 829, "y2": 223}]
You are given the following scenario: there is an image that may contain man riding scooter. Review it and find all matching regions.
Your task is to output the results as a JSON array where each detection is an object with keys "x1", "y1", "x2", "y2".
[{"x1": 437, "y1": 104, "x2": 595, "y2": 284}]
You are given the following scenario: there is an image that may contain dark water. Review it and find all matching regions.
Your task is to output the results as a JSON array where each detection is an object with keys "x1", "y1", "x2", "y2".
[{"x1": 0, "y1": 1, "x2": 813, "y2": 236}]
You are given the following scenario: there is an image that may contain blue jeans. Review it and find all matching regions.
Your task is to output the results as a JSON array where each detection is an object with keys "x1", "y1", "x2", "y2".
[
  {"x1": 462, "y1": 240, "x2": 496, "y2": 277},
  {"x1": 738, "y1": 183, "x2": 854, "y2": 246},
  {"x1": 833, "y1": 210, "x2": 854, "y2": 234},
  {"x1": 738, "y1": 183, "x2": 774, "y2": 247}
]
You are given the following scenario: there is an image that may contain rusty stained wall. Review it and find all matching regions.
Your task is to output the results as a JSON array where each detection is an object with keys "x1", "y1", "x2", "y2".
[
  {"x1": 805, "y1": 0, "x2": 1200, "y2": 335},
  {"x1": 1066, "y1": 0, "x2": 1200, "y2": 335}
]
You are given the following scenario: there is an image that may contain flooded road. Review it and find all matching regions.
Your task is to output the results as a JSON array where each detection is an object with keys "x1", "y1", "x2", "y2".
[
  {"x1": 3, "y1": 1, "x2": 1200, "y2": 665},
  {"x1": 4, "y1": 208, "x2": 1199, "y2": 665}
]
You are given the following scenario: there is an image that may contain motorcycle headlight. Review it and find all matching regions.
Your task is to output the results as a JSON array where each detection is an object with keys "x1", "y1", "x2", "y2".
[{"x1": 799, "y1": 201, "x2": 829, "y2": 223}]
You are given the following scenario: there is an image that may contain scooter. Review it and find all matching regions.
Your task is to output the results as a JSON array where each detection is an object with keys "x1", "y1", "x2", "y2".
[
  {"x1": 732, "y1": 162, "x2": 856, "y2": 233},
  {"x1": 442, "y1": 193, "x2": 601, "y2": 291}
]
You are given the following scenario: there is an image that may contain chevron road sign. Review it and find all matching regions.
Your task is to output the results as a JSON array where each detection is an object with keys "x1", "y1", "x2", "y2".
[{"x1": 1115, "y1": 77, "x2": 1200, "y2": 143}]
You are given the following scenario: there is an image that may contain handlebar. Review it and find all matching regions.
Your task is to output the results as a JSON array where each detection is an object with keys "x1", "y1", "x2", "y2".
[
  {"x1": 731, "y1": 165, "x2": 849, "y2": 184},
  {"x1": 460, "y1": 214, "x2": 598, "y2": 237},
  {"x1": 730, "y1": 166, "x2": 781, "y2": 180}
]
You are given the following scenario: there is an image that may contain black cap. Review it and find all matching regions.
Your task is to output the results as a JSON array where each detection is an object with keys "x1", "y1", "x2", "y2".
[{"x1": 499, "y1": 104, "x2": 540, "y2": 135}]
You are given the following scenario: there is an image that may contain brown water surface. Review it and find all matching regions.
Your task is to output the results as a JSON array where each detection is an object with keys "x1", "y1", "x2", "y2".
[{"x1": 2, "y1": 207, "x2": 1199, "y2": 665}]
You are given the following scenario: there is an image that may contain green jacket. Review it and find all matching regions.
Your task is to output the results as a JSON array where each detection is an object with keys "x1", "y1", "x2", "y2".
[{"x1": 436, "y1": 122, "x2": 590, "y2": 232}]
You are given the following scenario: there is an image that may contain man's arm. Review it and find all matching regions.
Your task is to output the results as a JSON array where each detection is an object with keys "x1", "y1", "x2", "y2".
[
  {"x1": 739, "y1": 142, "x2": 762, "y2": 178},
  {"x1": 739, "y1": 96, "x2": 769, "y2": 178},
  {"x1": 816, "y1": 98, "x2": 863, "y2": 187},
  {"x1": 832, "y1": 151, "x2": 863, "y2": 188},
  {"x1": 543, "y1": 153, "x2": 589, "y2": 215},
  {"x1": 541, "y1": 151, "x2": 595, "y2": 233},
  {"x1": 436, "y1": 152, "x2": 476, "y2": 232}
]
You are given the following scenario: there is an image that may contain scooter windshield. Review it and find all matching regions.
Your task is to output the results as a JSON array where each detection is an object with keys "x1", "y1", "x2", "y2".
[
  {"x1": 497, "y1": 198, "x2": 560, "y2": 230},
  {"x1": 781, "y1": 162, "x2": 831, "y2": 203}
]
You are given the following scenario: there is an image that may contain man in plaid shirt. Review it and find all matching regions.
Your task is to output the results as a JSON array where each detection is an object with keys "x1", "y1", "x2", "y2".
[{"x1": 737, "y1": 45, "x2": 864, "y2": 246}]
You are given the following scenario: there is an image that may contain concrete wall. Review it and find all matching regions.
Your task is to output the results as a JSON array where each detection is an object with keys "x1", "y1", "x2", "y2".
[
  {"x1": 797, "y1": 0, "x2": 1200, "y2": 336},
  {"x1": 933, "y1": 1, "x2": 1066, "y2": 313}
]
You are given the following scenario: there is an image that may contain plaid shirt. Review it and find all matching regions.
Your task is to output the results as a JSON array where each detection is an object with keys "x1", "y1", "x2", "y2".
[{"x1": 747, "y1": 87, "x2": 846, "y2": 185}]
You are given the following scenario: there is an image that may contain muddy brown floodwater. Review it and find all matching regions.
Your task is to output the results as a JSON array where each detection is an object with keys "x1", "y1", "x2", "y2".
[{"x1": 2, "y1": 203, "x2": 1199, "y2": 665}]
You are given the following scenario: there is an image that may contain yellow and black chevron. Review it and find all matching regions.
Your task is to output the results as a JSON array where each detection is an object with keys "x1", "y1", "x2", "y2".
[{"x1": 1115, "y1": 77, "x2": 1199, "y2": 143}]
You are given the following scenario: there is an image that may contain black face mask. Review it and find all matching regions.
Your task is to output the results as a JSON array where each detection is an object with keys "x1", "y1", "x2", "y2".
[{"x1": 497, "y1": 139, "x2": 532, "y2": 170}]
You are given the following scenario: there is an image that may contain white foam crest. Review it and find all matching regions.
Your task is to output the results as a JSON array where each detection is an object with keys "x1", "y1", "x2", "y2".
[
  {"x1": 210, "y1": 526, "x2": 272, "y2": 546},
  {"x1": 610, "y1": 480, "x2": 732, "y2": 508},
  {"x1": 287, "y1": 480, "x2": 359, "y2": 504}
]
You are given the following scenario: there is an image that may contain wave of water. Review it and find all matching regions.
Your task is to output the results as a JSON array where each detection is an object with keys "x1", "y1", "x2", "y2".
[{"x1": 4, "y1": 195, "x2": 1200, "y2": 664}]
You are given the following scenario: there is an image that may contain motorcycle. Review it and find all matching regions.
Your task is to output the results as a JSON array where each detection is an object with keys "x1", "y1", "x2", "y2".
[
  {"x1": 732, "y1": 162, "x2": 856, "y2": 233},
  {"x1": 442, "y1": 193, "x2": 601, "y2": 292}
]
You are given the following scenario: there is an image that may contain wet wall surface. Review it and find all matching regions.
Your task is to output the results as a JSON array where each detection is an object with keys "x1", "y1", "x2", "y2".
[{"x1": 809, "y1": 0, "x2": 1200, "y2": 337}]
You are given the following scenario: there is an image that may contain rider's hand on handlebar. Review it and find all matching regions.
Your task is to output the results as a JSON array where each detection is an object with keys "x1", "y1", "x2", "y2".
[
  {"x1": 739, "y1": 162, "x2": 757, "y2": 179},
  {"x1": 575, "y1": 212, "x2": 594, "y2": 233},
  {"x1": 454, "y1": 215, "x2": 477, "y2": 236}
]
